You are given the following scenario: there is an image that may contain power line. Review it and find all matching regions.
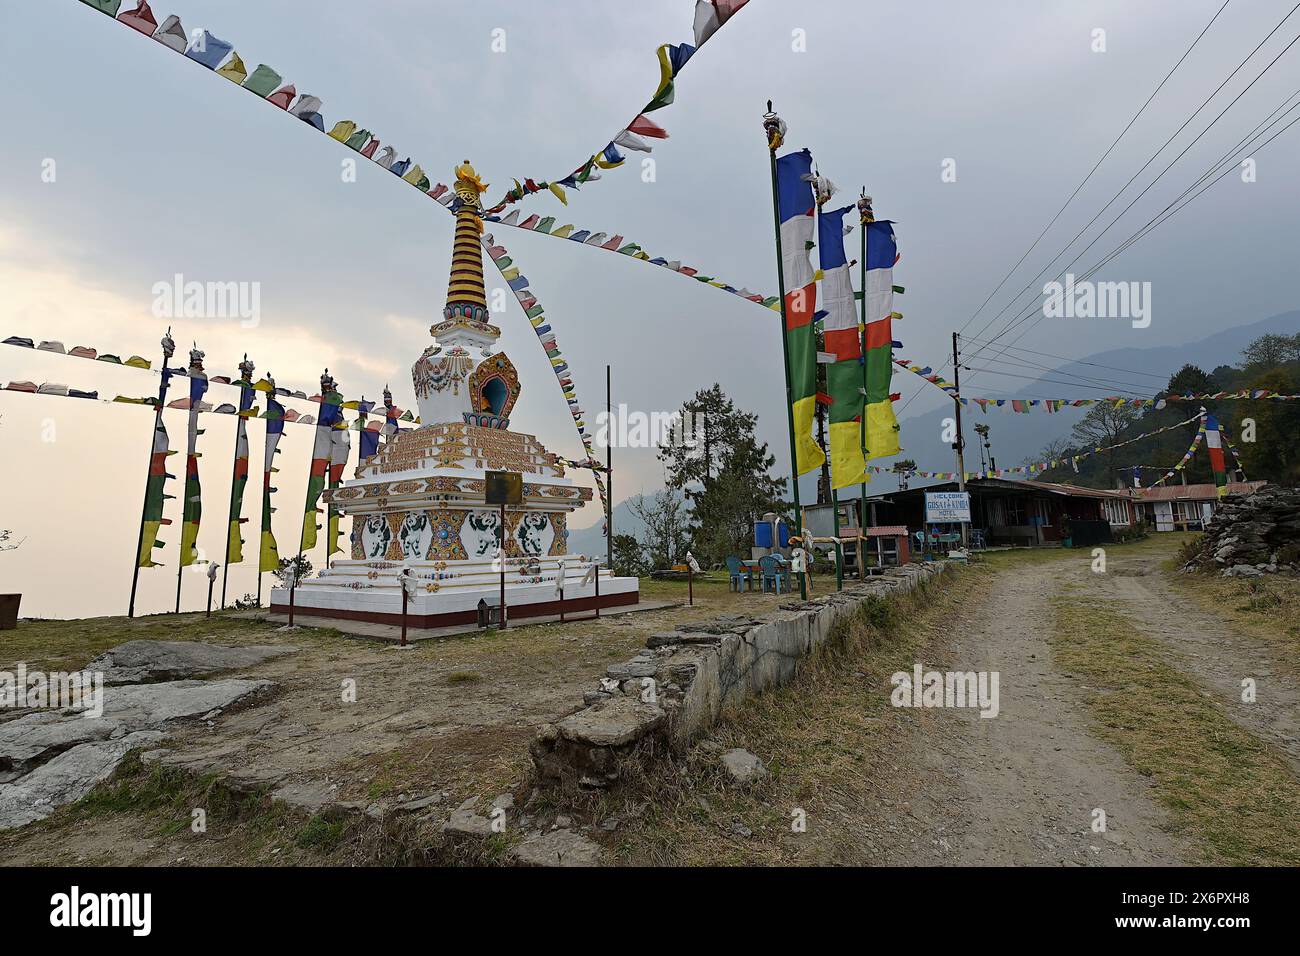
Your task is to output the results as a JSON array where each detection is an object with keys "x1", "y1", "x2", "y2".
[
  {"x1": 966, "y1": 3, "x2": 1300, "y2": 361},
  {"x1": 980, "y1": 84, "x2": 1300, "y2": 361},
  {"x1": 958, "y1": 337, "x2": 1172, "y2": 380},
  {"x1": 957, "y1": 0, "x2": 1233, "y2": 338}
]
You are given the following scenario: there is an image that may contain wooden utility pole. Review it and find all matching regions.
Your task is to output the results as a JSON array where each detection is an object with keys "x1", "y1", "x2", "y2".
[{"x1": 952, "y1": 332, "x2": 969, "y2": 548}]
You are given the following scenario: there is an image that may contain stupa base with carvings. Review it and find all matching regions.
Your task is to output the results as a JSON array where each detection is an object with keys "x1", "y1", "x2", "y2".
[{"x1": 269, "y1": 423, "x2": 637, "y2": 628}]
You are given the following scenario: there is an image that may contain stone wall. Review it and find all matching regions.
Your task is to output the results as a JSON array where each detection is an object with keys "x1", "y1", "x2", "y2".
[
  {"x1": 531, "y1": 563, "x2": 945, "y2": 790},
  {"x1": 1181, "y1": 486, "x2": 1300, "y2": 576}
]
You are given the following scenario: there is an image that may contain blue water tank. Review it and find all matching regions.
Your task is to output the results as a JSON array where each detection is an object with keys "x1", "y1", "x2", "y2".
[{"x1": 754, "y1": 521, "x2": 773, "y2": 549}]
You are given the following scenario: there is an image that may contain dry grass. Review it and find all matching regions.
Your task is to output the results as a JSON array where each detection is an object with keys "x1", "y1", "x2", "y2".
[
  {"x1": 1050, "y1": 592, "x2": 1300, "y2": 866},
  {"x1": 574, "y1": 566, "x2": 979, "y2": 866},
  {"x1": 1169, "y1": 564, "x2": 1300, "y2": 681},
  {"x1": 1, "y1": 612, "x2": 322, "y2": 673}
]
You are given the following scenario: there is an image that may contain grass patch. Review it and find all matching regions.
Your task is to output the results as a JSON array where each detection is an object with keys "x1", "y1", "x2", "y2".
[
  {"x1": 1050, "y1": 593, "x2": 1300, "y2": 865},
  {"x1": 295, "y1": 814, "x2": 349, "y2": 852},
  {"x1": 590, "y1": 566, "x2": 975, "y2": 866},
  {"x1": 1168, "y1": 570, "x2": 1300, "y2": 681},
  {"x1": 0, "y1": 613, "x2": 296, "y2": 672},
  {"x1": 446, "y1": 671, "x2": 483, "y2": 684}
]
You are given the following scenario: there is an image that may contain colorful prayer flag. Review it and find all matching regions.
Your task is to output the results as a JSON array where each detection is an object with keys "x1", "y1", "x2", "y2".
[
  {"x1": 776, "y1": 149, "x2": 824, "y2": 476},
  {"x1": 817, "y1": 203, "x2": 864, "y2": 489}
]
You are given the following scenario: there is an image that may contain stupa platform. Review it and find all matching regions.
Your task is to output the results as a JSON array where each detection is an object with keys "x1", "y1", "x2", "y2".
[{"x1": 271, "y1": 555, "x2": 638, "y2": 628}]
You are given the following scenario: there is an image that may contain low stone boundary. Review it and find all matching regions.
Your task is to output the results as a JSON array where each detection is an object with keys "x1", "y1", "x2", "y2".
[{"x1": 531, "y1": 563, "x2": 945, "y2": 789}]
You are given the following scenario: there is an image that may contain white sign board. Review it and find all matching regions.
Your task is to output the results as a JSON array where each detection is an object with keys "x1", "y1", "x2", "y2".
[{"x1": 925, "y1": 491, "x2": 971, "y2": 523}]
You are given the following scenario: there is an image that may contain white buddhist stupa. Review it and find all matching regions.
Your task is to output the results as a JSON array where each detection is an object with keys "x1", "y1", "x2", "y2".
[{"x1": 271, "y1": 162, "x2": 638, "y2": 628}]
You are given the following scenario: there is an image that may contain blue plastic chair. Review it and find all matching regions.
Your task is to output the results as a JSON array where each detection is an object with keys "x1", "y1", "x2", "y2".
[
  {"x1": 759, "y1": 554, "x2": 786, "y2": 594},
  {"x1": 725, "y1": 555, "x2": 752, "y2": 592}
]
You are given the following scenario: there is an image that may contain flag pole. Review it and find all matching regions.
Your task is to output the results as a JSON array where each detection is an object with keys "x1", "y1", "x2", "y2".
[
  {"x1": 605, "y1": 363, "x2": 613, "y2": 570},
  {"x1": 127, "y1": 328, "x2": 176, "y2": 618},
  {"x1": 858, "y1": 189, "x2": 870, "y2": 520},
  {"x1": 763, "y1": 102, "x2": 807, "y2": 600}
]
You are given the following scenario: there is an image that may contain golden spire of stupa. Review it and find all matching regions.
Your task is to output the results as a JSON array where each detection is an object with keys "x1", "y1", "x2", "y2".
[{"x1": 443, "y1": 160, "x2": 490, "y2": 321}]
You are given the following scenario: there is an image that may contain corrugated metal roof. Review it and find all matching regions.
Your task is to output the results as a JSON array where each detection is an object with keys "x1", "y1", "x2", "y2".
[
  {"x1": 1135, "y1": 481, "x2": 1266, "y2": 502},
  {"x1": 863, "y1": 525, "x2": 910, "y2": 537}
]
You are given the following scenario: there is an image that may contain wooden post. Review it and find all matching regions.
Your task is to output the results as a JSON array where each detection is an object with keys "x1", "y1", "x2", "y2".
[
  {"x1": 401, "y1": 587, "x2": 409, "y2": 647},
  {"x1": 499, "y1": 502, "x2": 508, "y2": 629}
]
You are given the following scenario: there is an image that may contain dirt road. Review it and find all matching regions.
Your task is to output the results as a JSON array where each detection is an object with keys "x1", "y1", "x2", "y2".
[
  {"x1": 623, "y1": 537, "x2": 1300, "y2": 866},
  {"x1": 902, "y1": 555, "x2": 1188, "y2": 866}
]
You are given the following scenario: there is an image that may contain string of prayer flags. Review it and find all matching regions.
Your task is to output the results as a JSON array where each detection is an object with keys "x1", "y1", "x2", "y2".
[
  {"x1": 484, "y1": 212, "x2": 781, "y2": 312},
  {"x1": 483, "y1": 235, "x2": 609, "y2": 519},
  {"x1": 485, "y1": 1, "x2": 750, "y2": 213}
]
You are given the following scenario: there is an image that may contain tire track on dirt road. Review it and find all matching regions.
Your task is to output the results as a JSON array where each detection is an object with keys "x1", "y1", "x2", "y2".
[
  {"x1": 1088, "y1": 554, "x2": 1300, "y2": 778},
  {"x1": 907, "y1": 558, "x2": 1188, "y2": 866}
]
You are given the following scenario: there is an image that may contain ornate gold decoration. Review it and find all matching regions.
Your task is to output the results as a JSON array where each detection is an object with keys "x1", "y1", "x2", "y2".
[{"x1": 468, "y1": 351, "x2": 521, "y2": 419}]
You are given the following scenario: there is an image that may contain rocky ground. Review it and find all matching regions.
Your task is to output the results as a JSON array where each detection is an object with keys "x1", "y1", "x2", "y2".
[{"x1": 0, "y1": 578, "x2": 782, "y2": 864}]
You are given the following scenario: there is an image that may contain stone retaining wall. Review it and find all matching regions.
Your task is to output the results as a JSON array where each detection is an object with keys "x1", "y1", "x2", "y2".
[{"x1": 531, "y1": 563, "x2": 945, "y2": 789}]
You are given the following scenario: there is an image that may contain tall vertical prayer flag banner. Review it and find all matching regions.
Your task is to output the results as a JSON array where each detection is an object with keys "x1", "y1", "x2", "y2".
[
  {"x1": 300, "y1": 371, "x2": 343, "y2": 553},
  {"x1": 775, "y1": 148, "x2": 824, "y2": 476},
  {"x1": 138, "y1": 416, "x2": 174, "y2": 567},
  {"x1": 225, "y1": 358, "x2": 256, "y2": 565},
  {"x1": 259, "y1": 385, "x2": 286, "y2": 573},
  {"x1": 327, "y1": 408, "x2": 352, "y2": 557},
  {"x1": 863, "y1": 220, "x2": 901, "y2": 460},
  {"x1": 179, "y1": 350, "x2": 209, "y2": 566},
  {"x1": 817, "y1": 203, "x2": 864, "y2": 489},
  {"x1": 1204, "y1": 413, "x2": 1228, "y2": 498},
  {"x1": 137, "y1": 355, "x2": 177, "y2": 568}
]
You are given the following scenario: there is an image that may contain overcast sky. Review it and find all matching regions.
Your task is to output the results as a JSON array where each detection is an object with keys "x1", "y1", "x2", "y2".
[{"x1": 2, "y1": 0, "x2": 1298, "y2": 617}]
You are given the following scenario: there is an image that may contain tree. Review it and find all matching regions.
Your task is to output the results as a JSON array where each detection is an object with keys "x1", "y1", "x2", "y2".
[
  {"x1": 1070, "y1": 403, "x2": 1140, "y2": 488},
  {"x1": 610, "y1": 533, "x2": 649, "y2": 577},
  {"x1": 628, "y1": 489, "x2": 689, "y2": 570},
  {"x1": 1235, "y1": 368, "x2": 1300, "y2": 484},
  {"x1": 658, "y1": 384, "x2": 753, "y2": 489},
  {"x1": 658, "y1": 385, "x2": 787, "y2": 565},
  {"x1": 1242, "y1": 333, "x2": 1300, "y2": 369},
  {"x1": 273, "y1": 555, "x2": 313, "y2": 585},
  {"x1": 0, "y1": 529, "x2": 23, "y2": 552},
  {"x1": 1166, "y1": 363, "x2": 1213, "y2": 396}
]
